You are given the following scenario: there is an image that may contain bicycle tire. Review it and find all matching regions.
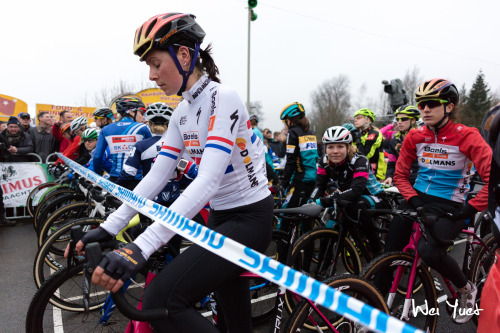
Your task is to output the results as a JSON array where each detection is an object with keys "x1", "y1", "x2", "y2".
[
  {"x1": 291, "y1": 227, "x2": 362, "y2": 278},
  {"x1": 27, "y1": 263, "x2": 142, "y2": 332},
  {"x1": 362, "y1": 251, "x2": 438, "y2": 333},
  {"x1": 468, "y1": 233, "x2": 499, "y2": 324},
  {"x1": 37, "y1": 201, "x2": 96, "y2": 247},
  {"x1": 35, "y1": 192, "x2": 85, "y2": 236},
  {"x1": 33, "y1": 218, "x2": 103, "y2": 290},
  {"x1": 284, "y1": 228, "x2": 362, "y2": 314},
  {"x1": 33, "y1": 188, "x2": 76, "y2": 231},
  {"x1": 285, "y1": 275, "x2": 389, "y2": 333},
  {"x1": 26, "y1": 182, "x2": 58, "y2": 218},
  {"x1": 34, "y1": 217, "x2": 134, "y2": 289}
]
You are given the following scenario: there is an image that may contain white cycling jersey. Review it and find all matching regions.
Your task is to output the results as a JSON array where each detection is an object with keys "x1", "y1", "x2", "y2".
[{"x1": 101, "y1": 75, "x2": 270, "y2": 258}]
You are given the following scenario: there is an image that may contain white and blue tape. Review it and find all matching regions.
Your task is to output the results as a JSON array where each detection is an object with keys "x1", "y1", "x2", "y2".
[{"x1": 58, "y1": 153, "x2": 423, "y2": 333}]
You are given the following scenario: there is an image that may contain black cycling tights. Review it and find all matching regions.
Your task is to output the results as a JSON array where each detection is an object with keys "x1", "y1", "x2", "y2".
[
  {"x1": 142, "y1": 195, "x2": 274, "y2": 332},
  {"x1": 379, "y1": 193, "x2": 467, "y2": 293}
]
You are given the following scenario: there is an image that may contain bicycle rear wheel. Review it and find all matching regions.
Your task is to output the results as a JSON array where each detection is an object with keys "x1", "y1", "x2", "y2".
[{"x1": 285, "y1": 275, "x2": 389, "y2": 333}]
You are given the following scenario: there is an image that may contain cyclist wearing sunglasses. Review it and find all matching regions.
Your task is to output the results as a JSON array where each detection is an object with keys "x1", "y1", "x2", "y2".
[
  {"x1": 93, "y1": 107, "x2": 115, "y2": 129},
  {"x1": 384, "y1": 78, "x2": 492, "y2": 323},
  {"x1": 353, "y1": 108, "x2": 387, "y2": 181},
  {"x1": 92, "y1": 96, "x2": 152, "y2": 184},
  {"x1": 383, "y1": 105, "x2": 420, "y2": 186}
]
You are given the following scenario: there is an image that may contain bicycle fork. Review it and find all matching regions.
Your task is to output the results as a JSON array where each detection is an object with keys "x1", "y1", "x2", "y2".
[{"x1": 387, "y1": 254, "x2": 422, "y2": 321}]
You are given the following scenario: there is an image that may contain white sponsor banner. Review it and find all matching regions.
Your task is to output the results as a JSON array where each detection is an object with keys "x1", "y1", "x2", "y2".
[
  {"x1": 1, "y1": 163, "x2": 49, "y2": 207},
  {"x1": 58, "y1": 153, "x2": 423, "y2": 333}
]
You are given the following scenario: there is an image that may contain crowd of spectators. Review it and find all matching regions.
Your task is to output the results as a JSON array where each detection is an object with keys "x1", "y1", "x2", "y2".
[{"x1": 0, "y1": 110, "x2": 76, "y2": 163}]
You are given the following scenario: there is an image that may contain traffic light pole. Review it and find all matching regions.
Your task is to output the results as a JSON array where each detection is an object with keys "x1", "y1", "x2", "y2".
[{"x1": 246, "y1": 8, "x2": 251, "y2": 111}]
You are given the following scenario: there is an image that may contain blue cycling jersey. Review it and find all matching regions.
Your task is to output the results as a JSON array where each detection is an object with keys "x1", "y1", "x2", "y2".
[
  {"x1": 92, "y1": 117, "x2": 152, "y2": 178},
  {"x1": 87, "y1": 146, "x2": 112, "y2": 174}
]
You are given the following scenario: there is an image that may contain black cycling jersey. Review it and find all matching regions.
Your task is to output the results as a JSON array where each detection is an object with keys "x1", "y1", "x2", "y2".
[
  {"x1": 282, "y1": 125, "x2": 318, "y2": 186},
  {"x1": 311, "y1": 153, "x2": 370, "y2": 203}
]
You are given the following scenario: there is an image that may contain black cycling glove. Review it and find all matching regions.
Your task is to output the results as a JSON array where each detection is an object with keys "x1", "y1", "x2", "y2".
[
  {"x1": 319, "y1": 192, "x2": 340, "y2": 208},
  {"x1": 98, "y1": 243, "x2": 147, "y2": 283},
  {"x1": 448, "y1": 203, "x2": 478, "y2": 221},
  {"x1": 408, "y1": 196, "x2": 425, "y2": 210},
  {"x1": 80, "y1": 227, "x2": 114, "y2": 245}
]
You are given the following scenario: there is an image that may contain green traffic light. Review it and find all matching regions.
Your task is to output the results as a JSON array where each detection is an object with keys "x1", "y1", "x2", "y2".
[
  {"x1": 251, "y1": 10, "x2": 258, "y2": 21},
  {"x1": 248, "y1": 0, "x2": 257, "y2": 8}
]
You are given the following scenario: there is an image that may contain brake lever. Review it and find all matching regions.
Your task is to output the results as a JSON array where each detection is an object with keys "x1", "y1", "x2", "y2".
[{"x1": 82, "y1": 242, "x2": 104, "y2": 322}]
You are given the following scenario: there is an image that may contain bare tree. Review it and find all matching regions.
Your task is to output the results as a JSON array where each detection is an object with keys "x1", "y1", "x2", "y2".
[
  {"x1": 402, "y1": 66, "x2": 423, "y2": 105},
  {"x1": 352, "y1": 83, "x2": 369, "y2": 111},
  {"x1": 77, "y1": 79, "x2": 157, "y2": 107},
  {"x1": 309, "y1": 75, "x2": 351, "y2": 136}
]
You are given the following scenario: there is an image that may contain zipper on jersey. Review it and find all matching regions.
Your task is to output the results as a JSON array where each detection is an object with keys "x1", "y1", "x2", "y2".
[{"x1": 424, "y1": 130, "x2": 438, "y2": 194}]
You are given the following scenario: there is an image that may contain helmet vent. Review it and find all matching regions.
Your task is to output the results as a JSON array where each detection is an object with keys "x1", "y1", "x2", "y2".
[
  {"x1": 136, "y1": 26, "x2": 143, "y2": 45},
  {"x1": 145, "y1": 19, "x2": 157, "y2": 38}
]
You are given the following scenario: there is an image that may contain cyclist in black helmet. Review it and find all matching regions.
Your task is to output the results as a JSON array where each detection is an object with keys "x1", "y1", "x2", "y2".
[
  {"x1": 92, "y1": 96, "x2": 152, "y2": 183},
  {"x1": 93, "y1": 107, "x2": 115, "y2": 129}
]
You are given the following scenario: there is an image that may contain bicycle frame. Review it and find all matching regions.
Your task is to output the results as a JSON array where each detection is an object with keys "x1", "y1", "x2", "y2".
[{"x1": 387, "y1": 220, "x2": 495, "y2": 322}]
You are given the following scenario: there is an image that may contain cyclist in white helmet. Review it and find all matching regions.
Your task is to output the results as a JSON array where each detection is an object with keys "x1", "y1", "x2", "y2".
[{"x1": 310, "y1": 126, "x2": 384, "y2": 255}]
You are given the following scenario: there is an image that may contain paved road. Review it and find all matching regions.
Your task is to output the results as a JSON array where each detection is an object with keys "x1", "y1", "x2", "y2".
[{"x1": 0, "y1": 218, "x2": 478, "y2": 332}]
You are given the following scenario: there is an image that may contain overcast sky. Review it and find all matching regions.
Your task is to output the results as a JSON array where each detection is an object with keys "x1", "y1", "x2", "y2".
[{"x1": 2, "y1": 0, "x2": 499, "y2": 131}]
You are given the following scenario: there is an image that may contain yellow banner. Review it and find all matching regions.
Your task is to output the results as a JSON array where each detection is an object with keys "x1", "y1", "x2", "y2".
[
  {"x1": 137, "y1": 88, "x2": 182, "y2": 109},
  {"x1": 0, "y1": 94, "x2": 28, "y2": 121},
  {"x1": 35, "y1": 104, "x2": 97, "y2": 125}
]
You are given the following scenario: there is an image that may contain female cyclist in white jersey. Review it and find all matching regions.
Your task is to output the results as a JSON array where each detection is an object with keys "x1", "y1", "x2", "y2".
[{"x1": 74, "y1": 13, "x2": 273, "y2": 332}]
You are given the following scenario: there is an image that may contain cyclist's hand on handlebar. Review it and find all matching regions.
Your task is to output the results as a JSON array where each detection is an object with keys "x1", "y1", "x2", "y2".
[
  {"x1": 408, "y1": 195, "x2": 425, "y2": 210},
  {"x1": 92, "y1": 243, "x2": 147, "y2": 293},
  {"x1": 63, "y1": 227, "x2": 113, "y2": 258},
  {"x1": 382, "y1": 177, "x2": 392, "y2": 186},
  {"x1": 319, "y1": 192, "x2": 339, "y2": 208},
  {"x1": 447, "y1": 203, "x2": 478, "y2": 221}
]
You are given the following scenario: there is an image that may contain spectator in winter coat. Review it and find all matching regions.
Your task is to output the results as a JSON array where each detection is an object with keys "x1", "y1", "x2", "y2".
[
  {"x1": 29, "y1": 111, "x2": 59, "y2": 163},
  {"x1": 0, "y1": 116, "x2": 34, "y2": 162}
]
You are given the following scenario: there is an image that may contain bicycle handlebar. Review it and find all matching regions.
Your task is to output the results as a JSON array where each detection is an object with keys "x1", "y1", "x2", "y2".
[
  {"x1": 357, "y1": 204, "x2": 454, "y2": 247},
  {"x1": 84, "y1": 242, "x2": 169, "y2": 322},
  {"x1": 416, "y1": 207, "x2": 454, "y2": 247}
]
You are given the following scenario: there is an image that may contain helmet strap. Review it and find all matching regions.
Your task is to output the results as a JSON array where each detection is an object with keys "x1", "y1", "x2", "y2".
[{"x1": 168, "y1": 44, "x2": 201, "y2": 96}]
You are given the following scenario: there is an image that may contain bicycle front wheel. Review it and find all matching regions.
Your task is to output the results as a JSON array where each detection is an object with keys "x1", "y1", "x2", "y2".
[
  {"x1": 469, "y1": 233, "x2": 499, "y2": 324},
  {"x1": 285, "y1": 228, "x2": 362, "y2": 315},
  {"x1": 285, "y1": 275, "x2": 389, "y2": 333},
  {"x1": 27, "y1": 263, "x2": 144, "y2": 333},
  {"x1": 362, "y1": 251, "x2": 437, "y2": 333}
]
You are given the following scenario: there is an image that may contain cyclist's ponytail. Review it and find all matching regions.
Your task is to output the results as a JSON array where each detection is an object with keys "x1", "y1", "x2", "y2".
[{"x1": 198, "y1": 44, "x2": 220, "y2": 83}]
